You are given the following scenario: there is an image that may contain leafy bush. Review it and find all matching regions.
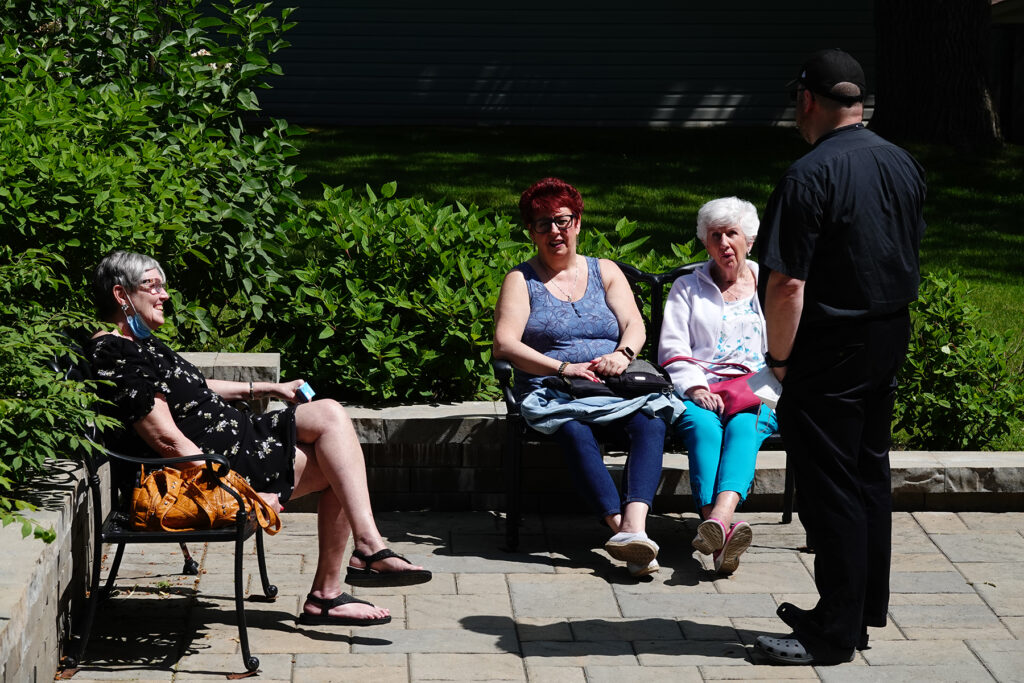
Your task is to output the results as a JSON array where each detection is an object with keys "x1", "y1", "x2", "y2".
[
  {"x1": 0, "y1": 249, "x2": 120, "y2": 540},
  {"x1": 894, "y1": 271, "x2": 1024, "y2": 449},
  {"x1": 0, "y1": 0, "x2": 301, "y2": 346},
  {"x1": 253, "y1": 184, "x2": 699, "y2": 403},
  {"x1": 0, "y1": 0, "x2": 297, "y2": 539}
]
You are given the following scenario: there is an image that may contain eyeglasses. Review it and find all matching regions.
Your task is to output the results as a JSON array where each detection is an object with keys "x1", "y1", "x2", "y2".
[
  {"x1": 529, "y1": 213, "x2": 577, "y2": 234},
  {"x1": 136, "y1": 278, "x2": 169, "y2": 294}
]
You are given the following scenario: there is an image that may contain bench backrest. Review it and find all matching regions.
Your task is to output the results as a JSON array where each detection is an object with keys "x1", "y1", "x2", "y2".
[{"x1": 614, "y1": 260, "x2": 700, "y2": 361}]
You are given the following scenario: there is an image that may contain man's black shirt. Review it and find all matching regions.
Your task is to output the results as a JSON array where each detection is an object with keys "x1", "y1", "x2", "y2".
[{"x1": 759, "y1": 123, "x2": 927, "y2": 324}]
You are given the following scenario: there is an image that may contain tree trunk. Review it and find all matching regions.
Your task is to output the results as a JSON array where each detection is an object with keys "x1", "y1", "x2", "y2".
[{"x1": 872, "y1": 0, "x2": 1002, "y2": 149}]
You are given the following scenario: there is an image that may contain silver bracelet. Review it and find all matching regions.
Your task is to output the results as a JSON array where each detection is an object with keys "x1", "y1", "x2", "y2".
[{"x1": 249, "y1": 381, "x2": 255, "y2": 401}]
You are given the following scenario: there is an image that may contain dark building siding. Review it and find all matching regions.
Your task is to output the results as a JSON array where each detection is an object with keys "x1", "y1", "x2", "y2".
[{"x1": 258, "y1": 1, "x2": 875, "y2": 126}]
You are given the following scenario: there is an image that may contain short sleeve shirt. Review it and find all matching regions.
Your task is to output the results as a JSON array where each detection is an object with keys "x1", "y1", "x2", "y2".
[{"x1": 759, "y1": 124, "x2": 927, "y2": 323}]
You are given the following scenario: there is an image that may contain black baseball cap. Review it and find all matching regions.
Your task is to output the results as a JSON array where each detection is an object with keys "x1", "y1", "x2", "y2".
[{"x1": 787, "y1": 48, "x2": 866, "y2": 105}]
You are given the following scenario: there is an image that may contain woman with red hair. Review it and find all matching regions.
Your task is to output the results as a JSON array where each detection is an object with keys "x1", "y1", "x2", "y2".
[{"x1": 494, "y1": 178, "x2": 666, "y2": 578}]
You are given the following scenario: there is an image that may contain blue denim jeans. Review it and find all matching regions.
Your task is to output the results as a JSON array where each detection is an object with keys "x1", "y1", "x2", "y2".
[
  {"x1": 675, "y1": 400, "x2": 778, "y2": 510},
  {"x1": 553, "y1": 411, "x2": 666, "y2": 518}
]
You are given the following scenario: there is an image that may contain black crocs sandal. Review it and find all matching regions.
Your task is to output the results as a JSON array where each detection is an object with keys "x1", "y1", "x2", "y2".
[
  {"x1": 755, "y1": 633, "x2": 855, "y2": 666},
  {"x1": 298, "y1": 592, "x2": 391, "y2": 626},
  {"x1": 345, "y1": 548, "x2": 432, "y2": 587},
  {"x1": 755, "y1": 634, "x2": 816, "y2": 664}
]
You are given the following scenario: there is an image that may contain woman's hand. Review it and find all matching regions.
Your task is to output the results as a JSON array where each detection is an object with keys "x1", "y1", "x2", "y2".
[
  {"x1": 687, "y1": 387, "x2": 724, "y2": 415},
  {"x1": 269, "y1": 379, "x2": 307, "y2": 403},
  {"x1": 561, "y1": 362, "x2": 602, "y2": 383},
  {"x1": 257, "y1": 491, "x2": 284, "y2": 513},
  {"x1": 588, "y1": 351, "x2": 631, "y2": 377}
]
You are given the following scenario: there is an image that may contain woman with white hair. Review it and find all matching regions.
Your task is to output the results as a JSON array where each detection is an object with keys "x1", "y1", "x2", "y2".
[{"x1": 658, "y1": 197, "x2": 778, "y2": 574}]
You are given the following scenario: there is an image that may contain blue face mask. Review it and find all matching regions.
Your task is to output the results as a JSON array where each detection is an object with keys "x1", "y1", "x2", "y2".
[{"x1": 123, "y1": 296, "x2": 152, "y2": 339}]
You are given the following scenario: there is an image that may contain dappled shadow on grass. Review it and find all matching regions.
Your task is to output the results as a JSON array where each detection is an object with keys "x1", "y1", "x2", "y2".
[
  {"x1": 293, "y1": 126, "x2": 804, "y2": 239},
  {"x1": 294, "y1": 126, "x2": 1024, "y2": 335},
  {"x1": 296, "y1": 127, "x2": 1023, "y2": 281},
  {"x1": 905, "y1": 143, "x2": 1024, "y2": 286}
]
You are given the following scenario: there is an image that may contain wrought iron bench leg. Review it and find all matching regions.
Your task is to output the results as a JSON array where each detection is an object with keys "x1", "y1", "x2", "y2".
[
  {"x1": 62, "y1": 521, "x2": 108, "y2": 669},
  {"x1": 782, "y1": 451, "x2": 795, "y2": 524},
  {"x1": 180, "y1": 542, "x2": 200, "y2": 575},
  {"x1": 234, "y1": 528, "x2": 260, "y2": 672},
  {"x1": 504, "y1": 416, "x2": 523, "y2": 551},
  {"x1": 100, "y1": 543, "x2": 126, "y2": 599},
  {"x1": 254, "y1": 528, "x2": 279, "y2": 599}
]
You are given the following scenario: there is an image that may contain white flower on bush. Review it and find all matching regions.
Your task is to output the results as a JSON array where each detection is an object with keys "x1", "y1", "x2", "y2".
[{"x1": 191, "y1": 48, "x2": 232, "y2": 72}]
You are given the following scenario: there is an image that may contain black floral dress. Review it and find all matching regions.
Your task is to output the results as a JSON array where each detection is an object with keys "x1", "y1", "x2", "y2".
[{"x1": 87, "y1": 334, "x2": 298, "y2": 503}]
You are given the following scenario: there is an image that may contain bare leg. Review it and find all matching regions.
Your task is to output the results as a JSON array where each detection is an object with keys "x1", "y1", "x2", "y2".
[
  {"x1": 617, "y1": 502, "x2": 649, "y2": 534},
  {"x1": 290, "y1": 400, "x2": 424, "y2": 575},
  {"x1": 705, "y1": 491, "x2": 741, "y2": 529},
  {"x1": 298, "y1": 465, "x2": 388, "y2": 621}
]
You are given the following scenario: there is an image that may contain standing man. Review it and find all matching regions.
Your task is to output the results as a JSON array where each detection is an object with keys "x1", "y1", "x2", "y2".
[{"x1": 754, "y1": 49, "x2": 927, "y2": 665}]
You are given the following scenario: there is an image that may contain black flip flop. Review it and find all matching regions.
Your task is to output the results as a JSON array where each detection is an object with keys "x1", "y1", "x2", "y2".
[
  {"x1": 297, "y1": 592, "x2": 391, "y2": 626},
  {"x1": 345, "y1": 548, "x2": 433, "y2": 587}
]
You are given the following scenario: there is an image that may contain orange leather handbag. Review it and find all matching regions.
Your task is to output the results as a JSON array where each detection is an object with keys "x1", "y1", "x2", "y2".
[{"x1": 131, "y1": 464, "x2": 282, "y2": 534}]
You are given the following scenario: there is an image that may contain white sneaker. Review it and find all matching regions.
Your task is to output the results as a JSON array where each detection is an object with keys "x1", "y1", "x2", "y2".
[{"x1": 604, "y1": 531, "x2": 659, "y2": 565}]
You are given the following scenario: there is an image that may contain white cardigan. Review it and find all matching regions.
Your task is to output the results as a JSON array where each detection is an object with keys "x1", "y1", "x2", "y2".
[{"x1": 657, "y1": 260, "x2": 767, "y2": 396}]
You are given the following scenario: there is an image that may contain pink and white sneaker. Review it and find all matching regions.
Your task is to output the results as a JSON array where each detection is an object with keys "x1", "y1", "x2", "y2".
[
  {"x1": 713, "y1": 521, "x2": 752, "y2": 574},
  {"x1": 692, "y1": 517, "x2": 727, "y2": 555}
]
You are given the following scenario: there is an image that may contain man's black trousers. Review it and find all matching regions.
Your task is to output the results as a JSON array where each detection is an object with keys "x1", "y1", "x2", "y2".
[{"x1": 776, "y1": 309, "x2": 911, "y2": 652}]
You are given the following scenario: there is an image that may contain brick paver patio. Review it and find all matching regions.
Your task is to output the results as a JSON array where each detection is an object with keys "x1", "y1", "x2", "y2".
[{"x1": 64, "y1": 511, "x2": 1024, "y2": 682}]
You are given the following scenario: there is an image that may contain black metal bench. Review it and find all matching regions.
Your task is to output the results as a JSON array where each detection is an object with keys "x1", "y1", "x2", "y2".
[
  {"x1": 51, "y1": 347, "x2": 277, "y2": 674},
  {"x1": 495, "y1": 261, "x2": 794, "y2": 551}
]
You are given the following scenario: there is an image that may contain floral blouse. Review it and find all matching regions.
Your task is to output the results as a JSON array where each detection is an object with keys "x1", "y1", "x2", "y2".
[{"x1": 87, "y1": 334, "x2": 297, "y2": 502}]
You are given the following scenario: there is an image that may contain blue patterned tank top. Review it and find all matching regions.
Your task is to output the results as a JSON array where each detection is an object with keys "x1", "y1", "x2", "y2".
[{"x1": 513, "y1": 255, "x2": 619, "y2": 396}]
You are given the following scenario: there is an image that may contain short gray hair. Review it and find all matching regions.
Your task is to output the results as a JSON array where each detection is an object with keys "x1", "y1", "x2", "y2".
[
  {"x1": 695, "y1": 197, "x2": 759, "y2": 244},
  {"x1": 92, "y1": 250, "x2": 166, "y2": 321}
]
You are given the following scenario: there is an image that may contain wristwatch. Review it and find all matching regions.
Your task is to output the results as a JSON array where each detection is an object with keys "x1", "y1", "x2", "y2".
[
  {"x1": 617, "y1": 346, "x2": 635, "y2": 360},
  {"x1": 764, "y1": 351, "x2": 789, "y2": 368}
]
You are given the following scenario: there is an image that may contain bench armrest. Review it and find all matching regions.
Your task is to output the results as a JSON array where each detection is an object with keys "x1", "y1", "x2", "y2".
[
  {"x1": 100, "y1": 441, "x2": 233, "y2": 478},
  {"x1": 492, "y1": 358, "x2": 521, "y2": 416}
]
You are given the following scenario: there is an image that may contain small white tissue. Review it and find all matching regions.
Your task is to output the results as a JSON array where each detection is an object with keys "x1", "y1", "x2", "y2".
[{"x1": 747, "y1": 367, "x2": 783, "y2": 410}]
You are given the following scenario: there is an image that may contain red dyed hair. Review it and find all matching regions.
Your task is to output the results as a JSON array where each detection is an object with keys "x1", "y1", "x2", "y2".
[{"x1": 518, "y1": 177, "x2": 584, "y2": 226}]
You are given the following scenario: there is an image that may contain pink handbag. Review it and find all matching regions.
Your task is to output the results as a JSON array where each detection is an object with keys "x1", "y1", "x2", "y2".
[{"x1": 662, "y1": 356, "x2": 761, "y2": 417}]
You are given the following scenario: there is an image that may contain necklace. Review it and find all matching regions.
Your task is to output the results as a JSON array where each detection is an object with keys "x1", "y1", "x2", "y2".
[
  {"x1": 713, "y1": 263, "x2": 752, "y2": 302},
  {"x1": 539, "y1": 258, "x2": 582, "y2": 318}
]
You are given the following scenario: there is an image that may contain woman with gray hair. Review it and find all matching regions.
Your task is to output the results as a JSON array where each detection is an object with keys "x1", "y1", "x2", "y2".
[
  {"x1": 87, "y1": 251, "x2": 431, "y2": 627},
  {"x1": 657, "y1": 197, "x2": 778, "y2": 574}
]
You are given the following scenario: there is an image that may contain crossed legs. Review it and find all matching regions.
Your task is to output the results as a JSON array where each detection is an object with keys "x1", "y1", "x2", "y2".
[
  {"x1": 678, "y1": 401, "x2": 777, "y2": 527},
  {"x1": 289, "y1": 399, "x2": 423, "y2": 621}
]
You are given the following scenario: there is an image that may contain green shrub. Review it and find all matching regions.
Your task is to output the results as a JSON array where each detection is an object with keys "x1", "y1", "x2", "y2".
[
  {"x1": 0, "y1": 0, "x2": 298, "y2": 540},
  {"x1": 0, "y1": 249, "x2": 120, "y2": 540},
  {"x1": 0, "y1": 0, "x2": 301, "y2": 347},
  {"x1": 255, "y1": 184, "x2": 700, "y2": 403},
  {"x1": 894, "y1": 271, "x2": 1024, "y2": 449}
]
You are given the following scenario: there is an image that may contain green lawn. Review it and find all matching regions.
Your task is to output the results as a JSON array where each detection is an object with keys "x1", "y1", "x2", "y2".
[{"x1": 293, "y1": 126, "x2": 1024, "y2": 338}]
